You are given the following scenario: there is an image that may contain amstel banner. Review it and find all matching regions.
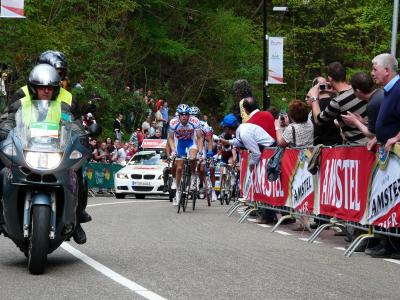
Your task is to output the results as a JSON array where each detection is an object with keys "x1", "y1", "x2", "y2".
[
  {"x1": 368, "y1": 145, "x2": 400, "y2": 228},
  {"x1": 240, "y1": 145, "x2": 400, "y2": 228},
  {"x1": 318, "y1": 146, "x2": 375, "y2": 224}
]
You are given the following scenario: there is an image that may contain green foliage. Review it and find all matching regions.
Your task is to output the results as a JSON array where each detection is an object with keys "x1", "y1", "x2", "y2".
[{"x1": 0, "y1": 0, "x2": 396, "y2": 133}]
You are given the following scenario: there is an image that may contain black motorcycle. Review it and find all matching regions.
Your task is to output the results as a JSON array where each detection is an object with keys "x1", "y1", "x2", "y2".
[{"x1": 0, "y1": 100, "x2": 99, "y2": 274}]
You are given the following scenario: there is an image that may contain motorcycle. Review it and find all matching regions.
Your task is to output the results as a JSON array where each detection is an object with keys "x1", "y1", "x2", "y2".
[{"x1": 0, "y1": 100, "x2": 100, "y2": 274}]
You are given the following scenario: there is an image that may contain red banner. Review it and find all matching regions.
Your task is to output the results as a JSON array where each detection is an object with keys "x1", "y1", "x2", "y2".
[{"x1": 319, "y1": 146, "x2": 375, "y2": 224}]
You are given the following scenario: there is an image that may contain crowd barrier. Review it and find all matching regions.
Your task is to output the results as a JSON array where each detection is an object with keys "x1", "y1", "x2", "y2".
[
  {"x1": 233, "y1": 144, "x2": 400, "y2": 256},
  {"x1": 83, "y1": 162, "x2": 123, "y2": 189}
]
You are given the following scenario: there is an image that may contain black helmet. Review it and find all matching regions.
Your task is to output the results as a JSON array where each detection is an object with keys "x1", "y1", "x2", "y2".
[
  {"x1": 38, "y1": 50, "x2": 68, "y2": 78},
  {"x1": 28, "y1": 64, "x2": 61, "y2": 100}
]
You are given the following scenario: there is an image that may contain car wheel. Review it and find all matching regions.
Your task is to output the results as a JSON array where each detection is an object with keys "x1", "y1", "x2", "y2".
[
  {"x1": 115, "y1": 193, "x2": 126, "y2": 199},
  {"x1": 134, "y1": 194, "x2": 145, "y2": 199}
]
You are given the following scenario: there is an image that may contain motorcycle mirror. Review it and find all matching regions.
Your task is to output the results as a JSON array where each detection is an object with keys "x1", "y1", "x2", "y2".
[{"x1": 88, "y1": 123, "x2": 102, "y2": 137}]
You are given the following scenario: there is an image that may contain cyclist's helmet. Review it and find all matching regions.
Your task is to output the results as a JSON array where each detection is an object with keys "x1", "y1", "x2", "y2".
[
  {"x1": 28, "y1": 64, "x2": 61, "y2": 100},
  {"x1": 189, "y1": 106, "x2": 200, "y2": 116},
  {"x1": 176, "y1": 104, "x2": 190, "y2": 115},
  {"x1": 38, "y1": 50, "x2": 68, "y2": 79},
  {"x1": 220, "y1": 113, "x2": 239, "y2": 128}
]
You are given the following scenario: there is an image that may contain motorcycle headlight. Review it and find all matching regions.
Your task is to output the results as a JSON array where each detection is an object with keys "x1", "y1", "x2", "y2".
[
  {"x1": 24, "y1": 151, "x2": 62, "y2": 170},
  {"x1": 116, "y1": 173, "x2": 129, "y2": 179}
]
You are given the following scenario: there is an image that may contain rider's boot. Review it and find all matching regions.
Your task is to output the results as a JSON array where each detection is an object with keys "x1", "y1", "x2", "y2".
[
  {"x1": 73, "y1": 223, "x2": 87, "y2": 244},
  {"x1": 77, "y1": 169, "x2": 92, "y2": 223}
]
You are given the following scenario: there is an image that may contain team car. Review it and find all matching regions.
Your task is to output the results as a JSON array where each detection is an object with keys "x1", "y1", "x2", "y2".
[{"x1": 114, "y1": 140, "x2": 168, "y2": 199}]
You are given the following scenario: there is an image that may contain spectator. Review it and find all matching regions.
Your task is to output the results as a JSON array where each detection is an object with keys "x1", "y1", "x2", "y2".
[
  {"x1": 89, "y1": 138, "x2": 98, "y2": 161},
  {"x1": 0, "y1": 72, "x2": 8, "y2": 112},
  {"x1": 142, "y1": 116, "x2": 150, "y2": 132},
  {"x1": 276, "y1": 100, "x2": 314, "y2": 148},
  {"x1": 155, "y1": 102, "x2": 165, "y2": 131},
  {"x1": 366, "y1": 53, "x2": 400, "y2": 258},
  {"x1": 74, "y1": 76, "x2": 84, "y2": 89},
  {"x1": 113, "y1": 113, "x2": 123, "y2": 141},
  {"x1": 126, "y1": 142, "x2": 137, "y2": 161},
  {"x1": 309, "y1": 62, "x2": 368, "y2": 145},
  {"x1": 125, "y1": 86, "x2": 131, "y2": 93},
  {"x1": 129, "y1": 128, "x2": 139, "y2": 146},
  {"x1": 150, "y1": 128, "x2": 162, "y2": 139},
  {"x1": 160, "y1": 100, "x2": 169, "y2": 138},
  {"x1": 149, "y1": 120, "x2": 157, "y2": 137},
  {"x1": 143, "y1": 128, "x2": 150, "y2": 139},
  {"x1": 82, "y1": 112, "x2": 96, "y2": 129},
  {"x1": 306, "y1": 77, "x2": 342, "y2": 145},
  {"x1": 97, "y1": 142, "x2": 110, "y2": 163},
  {"x1": 106, "y1": 137, "x2": 115, "y2": 160},
  {"x1": 342, "y1": 72, "x2": 384, "y2": 140},
  {"x1": 233, "y1": 79, "x2": 253, "y2": 123},
  {"x1": 220, "y1": 98, "x2": 277, "y2": 224},
  {"x1": 137, "y1": 128, "x2": 145, "y2": 147}
]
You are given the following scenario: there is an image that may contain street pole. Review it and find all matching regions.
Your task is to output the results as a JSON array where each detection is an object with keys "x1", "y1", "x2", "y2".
[
  {"x1": 391, "y1": 0, "x2": 399, "y2": 56},
  {"x1": 263, "y1": 0, "x2": 270, "y2": 111}
]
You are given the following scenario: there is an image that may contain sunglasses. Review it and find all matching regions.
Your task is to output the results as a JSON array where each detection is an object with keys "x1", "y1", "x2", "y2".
[{"x1": 179, "y1": 113, "x2": 189, "y2": 116}]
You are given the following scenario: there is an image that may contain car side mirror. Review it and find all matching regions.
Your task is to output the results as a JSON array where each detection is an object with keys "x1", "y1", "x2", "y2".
[{"x1": 160, "y1": 153, "x2": 167, "y2": 159}]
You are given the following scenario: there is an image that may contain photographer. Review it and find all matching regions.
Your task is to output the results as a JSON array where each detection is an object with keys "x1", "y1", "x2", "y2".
[{"x1": 306, "y1": 76, "x2": 342, "y2": 145}]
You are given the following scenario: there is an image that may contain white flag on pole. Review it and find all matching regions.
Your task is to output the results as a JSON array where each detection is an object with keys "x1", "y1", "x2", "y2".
[
  {"x1": 268, "y1": 37, "x2": 284, "y2": 84},
  {"x1": 1, "y1": 0, "x2": 25, "y2": 18}
]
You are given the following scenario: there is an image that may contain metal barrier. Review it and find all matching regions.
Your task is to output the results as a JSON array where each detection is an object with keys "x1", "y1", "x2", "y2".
[{"x1": 229, "y1": 144, "x2": 400, "y2": 257}]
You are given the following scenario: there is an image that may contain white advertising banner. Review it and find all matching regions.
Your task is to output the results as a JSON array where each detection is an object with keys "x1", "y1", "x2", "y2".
[
  {"x1": 1, "y1": 0, "x2": 25, "y2": 18},
  {"x1": 268, "y1": 37, "x2": 284, "y2": 84}
]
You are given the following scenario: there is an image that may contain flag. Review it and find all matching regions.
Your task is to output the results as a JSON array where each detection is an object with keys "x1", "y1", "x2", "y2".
[
  {"x1": 1, "y1": 0, "x2": 25, "y2": 18},
  {"x1": 268, "y1": 37, "x2": 284, "y2": 84}
]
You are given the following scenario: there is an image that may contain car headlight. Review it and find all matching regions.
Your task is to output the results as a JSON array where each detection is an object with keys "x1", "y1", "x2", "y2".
[
  {"x1": 116, "y1": 173, "x2": 129, "y2": 179},
  {"x1": 24, "y1": 151, "x2": 62, "y2": 170},
  {"x1": 158, "y1": 174, "x2": 163, "y2": 180}
]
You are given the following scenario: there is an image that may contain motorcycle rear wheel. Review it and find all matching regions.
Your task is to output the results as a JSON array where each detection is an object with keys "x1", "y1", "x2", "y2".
[{"x1": 28, "y1": 205, "x2": 50, "y2": 275}]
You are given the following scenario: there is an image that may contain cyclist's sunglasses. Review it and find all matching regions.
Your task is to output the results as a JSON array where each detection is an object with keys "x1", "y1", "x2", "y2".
[{"x1": 179, "y1": 113, "x2": 189, "y2": 116}]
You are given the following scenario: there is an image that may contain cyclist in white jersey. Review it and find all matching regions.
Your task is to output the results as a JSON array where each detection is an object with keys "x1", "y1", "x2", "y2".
[
  {"x1": 189, "y1": 106, "x2": 218, "y2": 201},
  {"x1": 168, "y1": 104, "x2": 203, "y2": 205}
]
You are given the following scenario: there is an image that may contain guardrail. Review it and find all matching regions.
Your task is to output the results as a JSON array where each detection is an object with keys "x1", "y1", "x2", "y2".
[{"x1": 232, "y1": 144, "x2": 400, "y2": 257}]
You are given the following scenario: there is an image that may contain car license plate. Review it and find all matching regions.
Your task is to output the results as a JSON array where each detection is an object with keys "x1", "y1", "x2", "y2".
[{"x1": 132, "y1": 181, "x2": 152, "y2": 186}]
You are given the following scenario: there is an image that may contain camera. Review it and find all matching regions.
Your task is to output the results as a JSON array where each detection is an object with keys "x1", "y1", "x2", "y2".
[{"x1": 319, "y1": 83, "x2": 331, "y2": 91}]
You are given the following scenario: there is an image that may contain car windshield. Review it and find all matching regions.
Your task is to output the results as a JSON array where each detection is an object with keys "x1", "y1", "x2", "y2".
[{"x1": 128, "y1": 152, "x2": 161, "y2": 165}]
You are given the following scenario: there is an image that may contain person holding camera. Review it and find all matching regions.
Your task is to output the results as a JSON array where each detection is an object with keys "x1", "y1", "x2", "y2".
[
  {"x1": 308, "y1": 62, "x2": 368, "y2": 145},
  {"x1": 306, "y1": 76, "x2": 342, "y2": 146}
]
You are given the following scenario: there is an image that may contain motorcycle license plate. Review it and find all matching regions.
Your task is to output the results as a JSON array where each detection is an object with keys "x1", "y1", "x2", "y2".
[{"x1": 132, "y1": 181, "x2": 152, "y2": 186}]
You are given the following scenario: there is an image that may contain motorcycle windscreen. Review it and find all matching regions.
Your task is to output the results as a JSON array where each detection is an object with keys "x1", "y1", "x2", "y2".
[{"x1": 15, "y1": 100, "x2": 71, "y2": 153}]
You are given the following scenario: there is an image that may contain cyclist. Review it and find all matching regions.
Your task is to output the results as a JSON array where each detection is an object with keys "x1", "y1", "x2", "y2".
[
  {"x1": 189, "y1": 106, "x2": 217, "y2": 201},
  {"x1": 218, "y1": 114, "x2": 239, "y2": 195},
  {"x1": 168, "y1": 104, "x2": 203, "y2": 205}
]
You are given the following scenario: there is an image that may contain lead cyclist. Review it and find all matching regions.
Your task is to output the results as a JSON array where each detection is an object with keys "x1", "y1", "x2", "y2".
[{"x1": 168, "y1": 104, "x2": 203, "y2": 206}]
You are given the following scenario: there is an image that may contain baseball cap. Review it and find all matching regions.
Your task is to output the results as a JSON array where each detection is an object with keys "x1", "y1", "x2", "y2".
[{"x1": 220, "y1": 113, "x2": 239, "y2": 128}]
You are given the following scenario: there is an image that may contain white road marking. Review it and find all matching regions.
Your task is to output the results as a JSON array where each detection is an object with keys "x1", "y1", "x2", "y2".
[
  {"x1": 257, "y1": 224, "x2": 271, "y2": 228},
  {"x1": 61, "y1": 243, "x2": 167, "y2": 300},
  {"x1": 384, "y1": 259, "x2": 400, "y2": 265},
  {"x1": 298, "y1": 238, "x2": 322, "y2": 244},
  {"x1": 275, "y1": 230, "x2": 292, "y2": 236},
  {"x1": 334, "y1": 247, "x2": 346, "y2": 251},
  {"x1": 88, "y1": 200, "x2": 168, "y2": 207}
]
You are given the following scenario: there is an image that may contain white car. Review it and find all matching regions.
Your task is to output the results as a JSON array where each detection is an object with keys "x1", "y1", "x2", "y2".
[{"x1": 114, "y1": 150, "x2": 168, "y2": 199}]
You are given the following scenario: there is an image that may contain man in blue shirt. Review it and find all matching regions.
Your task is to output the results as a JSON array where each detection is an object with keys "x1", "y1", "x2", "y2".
[
  {"x1": 160, "y1": 100, "x2": 169, "y2": 138},
  {"x1": 366, "y1": 53, "x2": 400, "y2": 258},
  {"x1": 368, "y1": 53, "x2": 400, "y2": 151}
]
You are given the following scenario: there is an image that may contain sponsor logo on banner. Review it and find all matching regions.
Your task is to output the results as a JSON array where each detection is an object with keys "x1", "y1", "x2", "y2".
[
  {"x1": 319, "y1": 147, "x2": 374, "y2": 224},
  {"x1": 368, "y1": 145, "x2": 400, "y2": 228},
  {"x1": 288, "y1": 149, "x2": 314, "y2": 214},
  {"x1": 141, "y1": 139, "x2": 167, "y2": 149}
]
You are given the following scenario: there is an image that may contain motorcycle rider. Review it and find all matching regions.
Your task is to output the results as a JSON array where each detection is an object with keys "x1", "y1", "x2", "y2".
[{"x1": 0, "y1": 64, "x2": 90, "y2": 244}]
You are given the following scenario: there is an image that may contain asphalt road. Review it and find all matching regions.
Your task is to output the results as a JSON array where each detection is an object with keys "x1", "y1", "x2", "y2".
[{"x1": 1, "y1": 195, "x2": 400, "y2": 300}]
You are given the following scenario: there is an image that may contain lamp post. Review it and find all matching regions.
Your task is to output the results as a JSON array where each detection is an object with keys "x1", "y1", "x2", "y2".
[
  {"x1": 262, "y1": 3, "x2": 288, "y2": 111},
  {"x1": 391, "y1": 0, "x2": 399, "y2": 56}
]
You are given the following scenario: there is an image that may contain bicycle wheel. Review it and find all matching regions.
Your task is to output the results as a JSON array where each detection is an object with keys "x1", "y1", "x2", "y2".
[
  {"x1": 205, "y1": 177, "x2": 211, "y2": 207},
  {"x1": 192, "y1": 191, "x2": 196, "y2": 210}
]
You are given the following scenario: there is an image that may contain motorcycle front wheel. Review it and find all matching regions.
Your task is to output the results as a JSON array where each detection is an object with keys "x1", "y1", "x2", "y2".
[{"x1": 28, "y1": 205, "x2": 50, "y2": 275}]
